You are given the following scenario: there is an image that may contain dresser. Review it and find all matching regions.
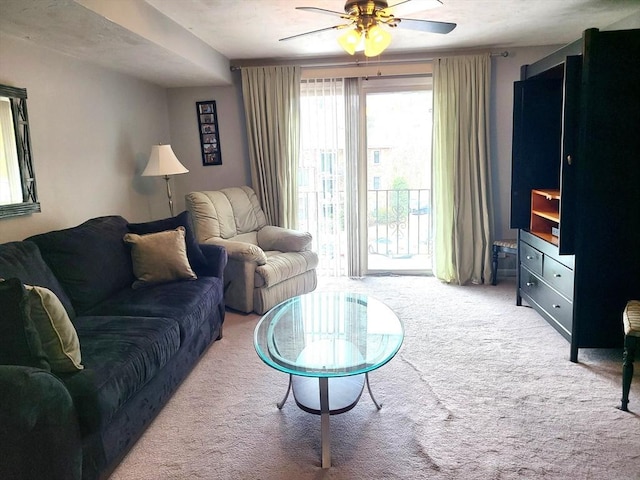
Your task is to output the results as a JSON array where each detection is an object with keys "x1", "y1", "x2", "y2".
[{"x1": 510, "y1": 28, "x2": 640, "y2": 362}]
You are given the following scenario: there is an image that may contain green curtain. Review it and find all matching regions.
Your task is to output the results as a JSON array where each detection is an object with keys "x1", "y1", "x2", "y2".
[
  {"x1": 241, "y1": 66, "x2": 301, "y2": 228},
  {"x1": 433, "y1": 54, "x2": 493, "y2": 284}
]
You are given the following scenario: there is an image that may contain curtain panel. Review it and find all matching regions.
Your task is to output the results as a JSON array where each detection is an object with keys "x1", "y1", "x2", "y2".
[
  {"x1": 433, "y1": 54, "x2": 493, "y2": 285},
  {"x1": 241, "y1": 66, "x2": 301, "y2": 228}
]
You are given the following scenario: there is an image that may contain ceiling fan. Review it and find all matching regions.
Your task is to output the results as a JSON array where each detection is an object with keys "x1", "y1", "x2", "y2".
[{"x1": 280, "y1": 0, "x2": 457, "y2": 57}]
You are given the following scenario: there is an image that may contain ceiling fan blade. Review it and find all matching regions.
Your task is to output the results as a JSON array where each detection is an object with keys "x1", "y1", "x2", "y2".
[
  {"x1": 395, "y1": 18, "x2": 456, "y2": 34},
  {"x1": 382, "y1": 0, "x2": 443, "y2": 17},
  {"x1": 296, "y1": 6, "x2": 350, "y2": 19},
  {"x1": 279, "y1": 24, "x2": 347, "y2": 42}
]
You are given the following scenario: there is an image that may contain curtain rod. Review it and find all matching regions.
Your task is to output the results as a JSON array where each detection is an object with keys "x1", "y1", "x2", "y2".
[{"x1": 230, "y1": 51, "x2": 508, "y2": 71}]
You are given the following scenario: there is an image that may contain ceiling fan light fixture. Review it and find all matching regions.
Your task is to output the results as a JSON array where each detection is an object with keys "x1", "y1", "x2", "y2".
[
  {"x1": 338, "y1": 27, "x2": 362, "y2": 55},
  {"x1": 364, "y1": 24, "x2": 392, "y2": 57}
]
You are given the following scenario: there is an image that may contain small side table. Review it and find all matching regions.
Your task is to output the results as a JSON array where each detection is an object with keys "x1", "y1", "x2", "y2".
[{"x1": 492, "y1": 239, "x2": 517, "y2": 285}]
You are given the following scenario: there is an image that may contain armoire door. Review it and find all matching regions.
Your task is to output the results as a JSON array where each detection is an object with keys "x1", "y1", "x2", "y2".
[{"x1": 510, "y1": 78, "x2": 563, "y2": 230}]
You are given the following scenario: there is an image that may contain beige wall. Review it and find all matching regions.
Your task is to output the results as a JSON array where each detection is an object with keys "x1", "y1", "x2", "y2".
[
  {"x1": 166, "y1": 71, "x2": 251, "y2": 211},
  {"x1": 0, "y1": 29, "x2": 561, "y2": 247},
  {"x1": 0, "y1": 33, "x2": 171, "y2": 243}
]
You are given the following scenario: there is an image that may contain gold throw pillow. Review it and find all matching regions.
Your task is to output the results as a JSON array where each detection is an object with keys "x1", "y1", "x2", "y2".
[{"x1": 123, "y1": 226, "x2": 197, "y2": 289}]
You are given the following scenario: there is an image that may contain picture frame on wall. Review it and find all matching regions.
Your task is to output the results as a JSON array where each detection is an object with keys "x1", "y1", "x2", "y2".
[{"x1": 196, "y1": 100, "x2": 221, "y2": 166}]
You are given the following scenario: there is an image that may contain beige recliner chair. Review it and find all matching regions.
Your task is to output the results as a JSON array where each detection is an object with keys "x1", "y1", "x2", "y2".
[{"x1": 185, "y1": 186, "x2": 318, "y2": 314}]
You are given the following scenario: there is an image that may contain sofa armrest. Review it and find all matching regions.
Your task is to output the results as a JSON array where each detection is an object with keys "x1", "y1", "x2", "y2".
[
  {"x1": 197, "y1": 244, "x2": 228, "y2": 278},
  {"x1": 0, "y1": 365, "x2": 82, "y2": 480},
  {"x1": 203, "y1": 239, "x2": 267, "y2": 265},
  {"x1": 258, "y1": 225, "x2": 312, "y2": 252}
]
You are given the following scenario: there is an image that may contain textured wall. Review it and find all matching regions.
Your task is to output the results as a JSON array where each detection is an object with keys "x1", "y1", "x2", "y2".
[
  {"x1": 166, "y1": 72, "x2": 251, "y2": 203},
  {"x1": 0, "y1": 33, "x2": 171, "y2": 242}
]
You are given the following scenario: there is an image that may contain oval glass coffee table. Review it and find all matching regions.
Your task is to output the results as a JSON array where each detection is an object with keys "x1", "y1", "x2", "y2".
[{"x1": 254, "y1": 291, "x2": 404, "y2": 468}]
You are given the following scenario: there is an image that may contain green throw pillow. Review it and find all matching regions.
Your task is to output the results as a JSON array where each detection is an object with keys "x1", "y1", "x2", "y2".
[
  {"x1": 123, "y1": 226, "x2": 197, "y2": 289},
  {"x1": 24, "y1": 284, "x2": 84, "y2": 373}
]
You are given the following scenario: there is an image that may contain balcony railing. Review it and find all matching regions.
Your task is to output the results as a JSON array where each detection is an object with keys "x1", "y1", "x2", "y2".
[{"x1": 298, "y1": 189, "x2": 432, "y2": 275}]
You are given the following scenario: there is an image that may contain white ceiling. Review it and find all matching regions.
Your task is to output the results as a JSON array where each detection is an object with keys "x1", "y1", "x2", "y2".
[{"x1": 1, "y1": 0, "x2": 639, "y2": 87}]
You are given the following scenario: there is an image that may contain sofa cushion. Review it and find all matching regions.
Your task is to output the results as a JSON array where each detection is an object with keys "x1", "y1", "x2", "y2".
[
  {"x1": 60, "y1": 315, "x2": 180, "y2": 434},
  {"x1": 84, "y1": 277, "x2": 224, "y2": 343},
  {"x1": 0, "y1": 278, "x2": 50, "y2": 370},
  {"x1": 127, "y1": 211, "x2": 209, "y2": 275},
  {"x1": 25, "y1": 285, "x2": 83, "y2": 373},
  {"x1": 123, "y1": 227, "x2": 197, "y2": 289},
  {"x1": 255, "y1": 250, "x2": 319, "y2": 288},
  {"x1": 0, "y1": 241, "x2": 75, "y2": 319},
  {"x1": 27, "y1": 216, "x2": 135, "y2": 314}
]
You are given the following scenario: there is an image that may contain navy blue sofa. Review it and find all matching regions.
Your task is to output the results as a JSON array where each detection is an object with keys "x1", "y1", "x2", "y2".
[{"x1": 0, "y1": 214, "x2": 227, "y2": 480}]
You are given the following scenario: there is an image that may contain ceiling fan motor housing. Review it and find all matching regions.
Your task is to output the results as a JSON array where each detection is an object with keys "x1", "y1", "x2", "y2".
[{"x1": 344, "y1": 0, "x2": 389, "y2": 16}]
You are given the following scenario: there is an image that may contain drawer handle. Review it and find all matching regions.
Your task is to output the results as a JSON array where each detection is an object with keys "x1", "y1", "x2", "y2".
[
  {"x1": 552, "y1": 304, "x2": 561, "y2": 309},
  {"x1": 526, "y1": 281, "x2": 536, "y2": 287},
  {"x1": 526, "y1": 255, "x2": 535, "y2": 260},
  {"x1": 553, "y1": 273, "x2": 561, "y2": 278}
]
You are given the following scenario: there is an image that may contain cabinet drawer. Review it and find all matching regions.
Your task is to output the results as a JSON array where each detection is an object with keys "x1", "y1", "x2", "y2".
[
  {"x1": 542, "y1": 255, "x2": 574, "y2": 300},
  {"x1": 520, "y1": 241, "x2": 543, "y2": 276},
  {"x1": 520, "y1": 266, "x2": 573, "y2": 335}
]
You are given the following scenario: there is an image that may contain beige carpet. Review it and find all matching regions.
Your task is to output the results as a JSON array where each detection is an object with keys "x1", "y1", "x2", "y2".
[{"x1": 110, "y1": 276, "x2": 640, "y2": 480}]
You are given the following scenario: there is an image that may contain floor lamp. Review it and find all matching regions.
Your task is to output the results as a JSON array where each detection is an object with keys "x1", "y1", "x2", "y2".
[{"x1": 141, "y1": 145, "x2": 189, "y2": 216}]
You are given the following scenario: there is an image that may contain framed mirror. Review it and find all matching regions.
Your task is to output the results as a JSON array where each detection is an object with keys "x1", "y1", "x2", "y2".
[{"x1": 0, "y1": 84, "x2": 40, "y2": 218}]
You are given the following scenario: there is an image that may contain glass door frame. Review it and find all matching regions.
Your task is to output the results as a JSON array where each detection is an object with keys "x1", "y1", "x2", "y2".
[{"x1": 359, "y1": 75, "x2": 434, "y2": 276}]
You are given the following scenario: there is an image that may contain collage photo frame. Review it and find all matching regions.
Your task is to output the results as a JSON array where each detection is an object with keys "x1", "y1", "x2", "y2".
[{"x1": 196, "y1": 100, "x2": 222, "y2": 166}]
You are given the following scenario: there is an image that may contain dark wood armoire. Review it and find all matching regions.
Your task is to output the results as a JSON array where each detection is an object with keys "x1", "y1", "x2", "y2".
[{"x1": 510, "y1": 28, "x2": 640, "y2": 362}]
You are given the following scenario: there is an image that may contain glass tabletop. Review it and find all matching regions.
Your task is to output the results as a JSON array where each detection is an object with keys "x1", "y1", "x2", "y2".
[{"x1": 254, "y1": 291, "x2": 404, "y2": 378}]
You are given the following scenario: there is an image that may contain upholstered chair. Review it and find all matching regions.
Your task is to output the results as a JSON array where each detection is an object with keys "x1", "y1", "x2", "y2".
[{"x1": 185, "y1": 186, "x2": 318, "y2": 314}]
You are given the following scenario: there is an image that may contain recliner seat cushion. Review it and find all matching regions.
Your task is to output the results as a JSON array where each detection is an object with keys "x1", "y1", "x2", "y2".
[{"x1": 255, "y1": 250, "x2": 319, "y2": 288}]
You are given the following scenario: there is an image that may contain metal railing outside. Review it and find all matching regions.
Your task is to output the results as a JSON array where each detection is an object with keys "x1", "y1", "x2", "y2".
[{"x1": 298, "y1": 189, "x2": 432, "y2": 275}]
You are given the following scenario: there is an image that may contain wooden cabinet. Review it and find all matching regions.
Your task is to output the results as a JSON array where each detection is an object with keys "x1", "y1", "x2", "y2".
[
  {"x1": 510, "y1": 28, "x2": 640, "y2": 362},
  {"x1": 529, "y1": 189, "x2": 560, "y2": 245}
]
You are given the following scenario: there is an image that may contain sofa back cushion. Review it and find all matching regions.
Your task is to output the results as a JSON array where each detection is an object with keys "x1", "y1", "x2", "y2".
[
  {"x1": 0, "y1": 241, "x2": 75, "y2": 319},
  {"x1": 0, "y1": 278, "x2": 51, "y2": 370},
  {"x1": 186, "y1": 186, "x2": 268, "y2": 242},
  {"x1": 27, "y1": 216, "x2": 134, "y2": 314}
]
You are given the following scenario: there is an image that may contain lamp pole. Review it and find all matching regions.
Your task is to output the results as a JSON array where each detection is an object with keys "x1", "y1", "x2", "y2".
[{"x1": 164, "y1": 174, "x2": 174, "y2": 216}]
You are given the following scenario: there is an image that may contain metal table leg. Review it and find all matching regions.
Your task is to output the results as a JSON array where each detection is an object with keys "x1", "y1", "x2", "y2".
[
  {"x1": 319, "y1": 377, "x2": 331, "y2": 468},
  {"x1": 277, "y1": 375, "x2": 292, "y2": 409},
  {"x1": 366, "y1": 372, "x2": 383, "y2": 410}
]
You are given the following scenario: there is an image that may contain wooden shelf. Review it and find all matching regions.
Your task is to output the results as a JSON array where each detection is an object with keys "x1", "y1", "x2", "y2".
[{"x1": 530, "y1": 189, "x2": 560, "y2": 243}]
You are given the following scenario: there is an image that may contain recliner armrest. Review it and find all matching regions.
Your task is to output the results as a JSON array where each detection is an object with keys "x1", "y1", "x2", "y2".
[
  {"x1": 257, "y1": 225, "x2": 312, "y2": 252},
  {"x1": 203, "y1": 239, "x2": 267, "y2": 265}
]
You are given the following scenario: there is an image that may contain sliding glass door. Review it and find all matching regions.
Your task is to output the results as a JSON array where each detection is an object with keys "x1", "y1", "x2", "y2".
[
  {"x1": 298, "y1": 76, "x2": 433, "y2": 276},
  {"x1": 364, "y1": 78, "x2": 433, "y2": 273}
]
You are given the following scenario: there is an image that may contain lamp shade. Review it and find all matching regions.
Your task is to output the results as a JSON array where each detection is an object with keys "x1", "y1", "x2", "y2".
[{"x1": 141, "y1": 145, "x2": 188, "y2": 177}]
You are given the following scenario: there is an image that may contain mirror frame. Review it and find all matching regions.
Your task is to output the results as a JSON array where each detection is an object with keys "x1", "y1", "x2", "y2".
[{"x1": 0, "y1": 84, "x2": 40, "y2": 218}]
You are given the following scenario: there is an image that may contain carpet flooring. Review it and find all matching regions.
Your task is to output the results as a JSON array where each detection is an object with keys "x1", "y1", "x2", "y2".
[{"x1": 110, "y1": 276, "x2": 640, "y2": 479}]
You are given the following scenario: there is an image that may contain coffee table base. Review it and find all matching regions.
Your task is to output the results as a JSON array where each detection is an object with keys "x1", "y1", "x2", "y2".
[{"x1": 277, "y1": 373, "x2": 382, "y2": 468}]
